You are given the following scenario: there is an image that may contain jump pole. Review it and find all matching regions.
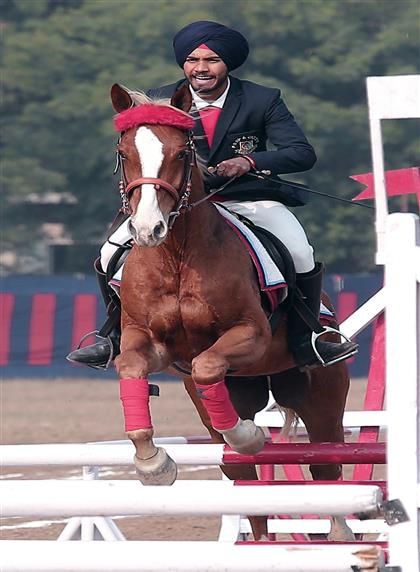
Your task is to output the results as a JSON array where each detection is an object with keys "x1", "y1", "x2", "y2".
[
  {"x1": 0, "y1": 541, "x2": 384, "y2": 572},
  {"x1": 0, "y1": 441, "x2": 386, "y2": 467},
  {"x1": 0, "y1": 480, "x2": 383, "y2": 518}
]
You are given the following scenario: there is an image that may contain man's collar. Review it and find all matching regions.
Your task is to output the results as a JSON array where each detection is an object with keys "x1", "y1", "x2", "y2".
[{"x1": 189, "y1": 77, "x2": 231, "y2": 109}]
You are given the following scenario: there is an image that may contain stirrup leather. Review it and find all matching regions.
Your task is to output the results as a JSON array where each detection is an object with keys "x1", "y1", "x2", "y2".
[{"x1": 311, "y1": 327, "x2": 358, "y2": 367}]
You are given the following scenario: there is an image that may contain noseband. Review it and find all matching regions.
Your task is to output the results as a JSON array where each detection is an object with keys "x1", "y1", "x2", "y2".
[{"x1": 115, "y1": 131, "x2": 196, "y2": 228}]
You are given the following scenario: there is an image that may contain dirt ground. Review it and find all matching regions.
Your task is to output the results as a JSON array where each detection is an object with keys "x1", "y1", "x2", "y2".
[{"x1": 1, "y1": 376, "x2": 374, "y2": 543}]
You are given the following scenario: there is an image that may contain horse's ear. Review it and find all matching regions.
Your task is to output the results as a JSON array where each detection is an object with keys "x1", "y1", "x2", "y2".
[
  {"x1": 170, "y1": 85, "x2": 192, "y2": 113},
  {"x1": 111, "y1": 83, "x2": 134, "y2": 112}
]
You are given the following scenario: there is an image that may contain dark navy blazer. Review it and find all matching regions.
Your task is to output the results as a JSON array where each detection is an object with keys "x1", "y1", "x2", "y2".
[{"x1": 147, "y1": 76, "x2": 316, "y2": 206}]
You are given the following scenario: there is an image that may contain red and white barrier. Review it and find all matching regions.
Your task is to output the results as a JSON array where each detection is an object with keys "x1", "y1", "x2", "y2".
[{"x1": 0, "y1": 440, "x2": 386, "y2": 467}]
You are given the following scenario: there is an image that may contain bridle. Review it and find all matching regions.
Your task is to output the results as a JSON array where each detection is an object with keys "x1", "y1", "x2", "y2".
[
  {"x1": 114, "y1": 129, "x2": 197, "y2": 228},
  {"x1": 114, "y1": 125, "x2": 238, "y2": 229}
]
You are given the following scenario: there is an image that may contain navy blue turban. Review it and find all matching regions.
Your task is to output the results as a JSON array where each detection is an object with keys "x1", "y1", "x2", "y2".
[{"x1": 173, "y1": 21, "x2": 249, "y2": 71}]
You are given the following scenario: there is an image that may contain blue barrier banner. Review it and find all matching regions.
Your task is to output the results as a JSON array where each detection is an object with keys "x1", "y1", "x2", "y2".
[{"x1": 1, "y1": 274, "x2": 382, "y2": 378}]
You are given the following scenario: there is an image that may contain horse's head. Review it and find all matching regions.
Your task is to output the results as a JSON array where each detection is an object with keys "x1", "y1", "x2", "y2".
[{"x1": 111, "y1": 83, "x2": 195, "y2": 247}]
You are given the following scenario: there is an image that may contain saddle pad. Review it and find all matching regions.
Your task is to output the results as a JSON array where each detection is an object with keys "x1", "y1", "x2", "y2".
[
  {"x1": 214, "y1": 203, "x2": 287, "y2": 292},
  {"x1": 215, "y1": 204, "x2": 334, "y2": 321}
]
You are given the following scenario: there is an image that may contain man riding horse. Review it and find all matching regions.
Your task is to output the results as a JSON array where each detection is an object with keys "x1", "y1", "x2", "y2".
[{"x1": 67, "y1": 20, "x2": 357, "y2": 371}]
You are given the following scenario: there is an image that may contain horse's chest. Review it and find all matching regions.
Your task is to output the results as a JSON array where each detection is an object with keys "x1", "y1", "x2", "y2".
[{"x1": 147, "y1": 292, "x2": 219, "y2": 342}]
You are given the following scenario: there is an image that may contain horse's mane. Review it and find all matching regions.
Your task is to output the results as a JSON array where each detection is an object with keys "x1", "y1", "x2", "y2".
[
  {"x1": 124, "y1": 88, "x2": 168, "y2": 107},
  {"x1": 115, "y1": 87, "x2": 208, "y2": 175}
]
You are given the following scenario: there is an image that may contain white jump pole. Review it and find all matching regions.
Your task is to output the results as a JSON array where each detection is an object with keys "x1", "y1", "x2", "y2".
[
  {"x1": 0, "y1": 480, "x2": 382, "y2": 518},
  {"x1": 0, "y1": 541, "x2": 385, "y2": 572},
  {"x1": 366, "y1": 74, "x2": 420, "y2": 570},
  {"x1": 0, "y1": 443, "x2": 225, "y2": 466},
  {"x1": 385, "y1": 213, "x2": 420, "y2": 570}
]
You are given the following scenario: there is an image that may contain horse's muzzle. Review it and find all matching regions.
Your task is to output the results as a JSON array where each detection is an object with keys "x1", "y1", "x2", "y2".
[{"x1": 128, "y1": 219, "x2": 168, "y2": 247}]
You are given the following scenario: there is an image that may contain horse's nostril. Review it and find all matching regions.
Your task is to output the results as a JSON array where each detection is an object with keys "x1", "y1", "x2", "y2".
[{"x1": 153, "y1": 221, "x2": 166, "y2": 239}]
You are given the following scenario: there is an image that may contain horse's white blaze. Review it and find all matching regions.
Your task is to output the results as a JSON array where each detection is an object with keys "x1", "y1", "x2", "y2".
[{"x1": 130, "y1": 126, "x2": 167, "y2": 244}]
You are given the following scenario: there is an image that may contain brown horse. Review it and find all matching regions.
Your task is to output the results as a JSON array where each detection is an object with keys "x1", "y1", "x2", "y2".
[{"x1": 110, "y1": 84, "x2": 351, "y2": 539}]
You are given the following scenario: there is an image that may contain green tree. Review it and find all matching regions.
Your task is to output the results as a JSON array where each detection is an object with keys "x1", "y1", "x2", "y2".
[{"x1": 1, "y1": 0, "x2": 419, "y2": 273}]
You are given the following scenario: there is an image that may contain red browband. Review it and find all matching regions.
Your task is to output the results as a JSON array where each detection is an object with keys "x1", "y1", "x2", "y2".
[{"x1": 114, "y1": 104, "x2": 195, "y2": 132}]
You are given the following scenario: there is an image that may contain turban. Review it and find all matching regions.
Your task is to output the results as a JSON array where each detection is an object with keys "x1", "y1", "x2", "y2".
[{"x1": 173, "y1": 20, "x2": 249, "y2": 71}]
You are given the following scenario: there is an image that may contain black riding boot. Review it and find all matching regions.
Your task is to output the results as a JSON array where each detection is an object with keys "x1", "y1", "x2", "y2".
[
  {"x1": 66, "y1": 259, "x2": 121, "y2": 369},
  {"x1": 288, "y1": 263, "x2": 358, "y2": 370}
]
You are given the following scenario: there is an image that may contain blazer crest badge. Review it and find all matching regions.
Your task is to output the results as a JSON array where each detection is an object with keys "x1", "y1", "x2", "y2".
[{"x1": 231, "y1": 135, "x2": 259, "y2": 155}]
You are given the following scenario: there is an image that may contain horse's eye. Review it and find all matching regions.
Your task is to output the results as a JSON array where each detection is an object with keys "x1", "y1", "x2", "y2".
[
  {"x1": 117, "y1": 148, "x2": 127, "y2": 160},
  {"x1": 177, "y1": 150, "x2": 187, "y2": 160}
]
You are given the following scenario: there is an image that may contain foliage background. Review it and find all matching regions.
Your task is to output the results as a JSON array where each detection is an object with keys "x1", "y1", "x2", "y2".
[{"x1": 1, "y1": 0, "x2": 419, "y2": 274}]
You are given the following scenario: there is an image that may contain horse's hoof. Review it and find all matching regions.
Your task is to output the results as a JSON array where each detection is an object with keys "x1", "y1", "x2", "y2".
[
  {"x1": 134, "y1": 447, "x2": 177, "y2": 486},
  {"x1": 220, "y1": 419, "x2": 265, "y2": 455}
]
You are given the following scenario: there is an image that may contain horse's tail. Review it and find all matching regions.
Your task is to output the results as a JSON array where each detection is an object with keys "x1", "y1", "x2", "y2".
[{"x1": 274, "y1": 405, "x2": 299, "y2": 441}]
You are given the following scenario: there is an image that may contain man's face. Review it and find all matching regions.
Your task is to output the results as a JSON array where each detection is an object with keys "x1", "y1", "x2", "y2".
[{"x1": 183, "y1": 47, "x2": 229, "y2": 100}]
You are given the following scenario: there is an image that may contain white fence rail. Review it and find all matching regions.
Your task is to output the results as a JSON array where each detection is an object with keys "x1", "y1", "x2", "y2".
[
  {"x1": 0, "y1": 541, "x2": 384, "y2": 572},
  {"x1": 0, "y1": 480, "x2": 382, "y2": 518}
]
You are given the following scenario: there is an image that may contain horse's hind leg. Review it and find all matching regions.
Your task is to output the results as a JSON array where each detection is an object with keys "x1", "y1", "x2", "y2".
[
  {"x1": 183, "y1": 375, "x2": 271, "y2": 541},
  {"x1": 271, "y1": 363, "x2": 354, "y2": 540}
]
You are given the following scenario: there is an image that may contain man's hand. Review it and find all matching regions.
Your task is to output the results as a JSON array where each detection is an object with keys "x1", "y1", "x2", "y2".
[{"x1": 211, "y1": 157, "x2": 253, "y2": 178}]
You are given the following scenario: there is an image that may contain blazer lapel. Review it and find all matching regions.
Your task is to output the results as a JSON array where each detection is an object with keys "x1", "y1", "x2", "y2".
[{"x1": 208, "y1": 77, "x2": 242, "y2": 162}]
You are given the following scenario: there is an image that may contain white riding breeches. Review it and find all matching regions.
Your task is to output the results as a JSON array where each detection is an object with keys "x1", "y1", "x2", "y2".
[
  {"x1": 100, "y1": 200, "x2": 315, "y2": 275},
  {"x1": 223, "y1": 200, "x2": 315, "y2": 273}
]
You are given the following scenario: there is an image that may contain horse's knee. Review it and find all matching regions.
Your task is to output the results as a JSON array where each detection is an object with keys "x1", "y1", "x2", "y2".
[
  {"x1": 191, "y1": 352, "x2": 228, "y2": 385},
  {"x1": 115, "y1": 350, "x2": 148, "y2": 379}
]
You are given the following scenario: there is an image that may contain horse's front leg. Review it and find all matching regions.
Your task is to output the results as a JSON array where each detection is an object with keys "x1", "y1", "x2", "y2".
[
  {"x1": 191, "y1": 321, "x2": 270, "y2": 455},
  {"x1": 115, "y1": 325, "x2": 177, "y2": 486}
]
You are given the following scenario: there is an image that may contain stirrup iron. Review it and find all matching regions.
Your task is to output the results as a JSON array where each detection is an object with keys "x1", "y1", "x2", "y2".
[
  {"x1": 311, "y1": 327, "x2": 358, "y2": 367},
  {"x1": 75, "y1": 330, "x2": 115, "y2": 371}
]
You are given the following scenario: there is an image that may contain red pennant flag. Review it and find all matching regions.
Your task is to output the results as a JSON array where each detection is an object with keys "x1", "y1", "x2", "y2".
[{"x1": 350, "y1": 167, "x2": 420, "y2": 209}]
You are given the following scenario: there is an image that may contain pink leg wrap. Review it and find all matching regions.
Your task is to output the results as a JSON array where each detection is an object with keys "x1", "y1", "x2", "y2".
[
  {"x1": 120, "y1": 378, "x2": 152, "y2": 431},
  {"x1": 195, "y1": 380, "x2": 239, "y2": 431}
]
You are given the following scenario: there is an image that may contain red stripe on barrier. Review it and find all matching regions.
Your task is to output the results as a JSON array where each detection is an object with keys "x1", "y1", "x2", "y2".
[
  {"x1": 222, "y1": 442, "x2": 386, "y2": 465},
  {"x1": 0, "y1": 293, "x2": 15, "y2": 365},
  {"x1": 28, "y1": 294, "x2": 56, "y2": 365},
  {"x1": 353, "y1": 313, "x2": 386, "y2": 481},
  {"x1": 234, "y1": 479, "x2": 387, "y2": 496},
  {"x1": 337, "y1": 291, "x2": 358, "y2": 323},
  {"x1": 337, "y1": 291, "x2": 358, "y2": 364},
  {"x1": 236, "y1": 540, "x2": 388, "y2": 548},
  {"x1": 71, "y1": 294, "x2": 97, "y2": 351}
]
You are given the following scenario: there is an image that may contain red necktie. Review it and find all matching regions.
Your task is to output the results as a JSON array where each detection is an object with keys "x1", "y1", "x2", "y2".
[{"x1": 199, "y1": 106, "x2": 222, "y2": 147}]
